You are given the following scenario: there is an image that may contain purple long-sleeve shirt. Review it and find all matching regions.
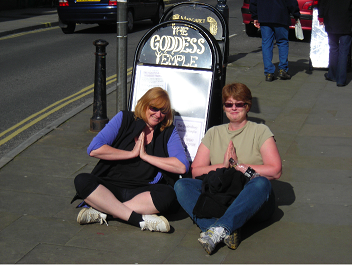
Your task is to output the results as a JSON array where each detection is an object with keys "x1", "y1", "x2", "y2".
[{"x1": 87, "y1": 111, "x2": 190, "y2": 183}]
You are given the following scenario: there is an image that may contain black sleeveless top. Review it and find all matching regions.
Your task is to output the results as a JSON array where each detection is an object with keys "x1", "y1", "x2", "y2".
[{"x1": 91, "y1": 111, "x2": 178, "y2": 188}]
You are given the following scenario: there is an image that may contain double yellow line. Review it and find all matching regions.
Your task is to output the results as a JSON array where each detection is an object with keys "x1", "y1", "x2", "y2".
[
  {"x1": 0, "y1": 26, "x2": 60, "y2": 41},
  {"x1": 0, "y1": 68, "x2": 132, "y2": 146}
]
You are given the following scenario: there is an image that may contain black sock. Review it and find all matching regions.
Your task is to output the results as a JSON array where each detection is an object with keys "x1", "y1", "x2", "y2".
[{"x1": 128, "y1": 211, "x2": 143, "y2": 227}]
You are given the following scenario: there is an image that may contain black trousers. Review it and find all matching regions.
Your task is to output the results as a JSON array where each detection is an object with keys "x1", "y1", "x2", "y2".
[{"x1": 74, "y1": 173, "x2": 178, "y2": 214}]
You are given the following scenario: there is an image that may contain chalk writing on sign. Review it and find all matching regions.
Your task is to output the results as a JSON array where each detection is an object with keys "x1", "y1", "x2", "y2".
[
  {"x1": 149, "y1": 26, "x2": 206, "y2": 67},
  {"x1": 172, "y1": 14, "x2": 218, "y2": 36}
]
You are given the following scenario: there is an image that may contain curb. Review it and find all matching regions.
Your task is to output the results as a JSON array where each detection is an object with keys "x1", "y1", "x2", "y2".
[
  {"x1": 0, "y1": 70, "x2": 132, "y2": 169},
  {"x1": 0, "y1": 84, "x2": 114, "y2": 169},
  {"x1": 0, "y1": 21, "x2": 59, "y2": 38}
]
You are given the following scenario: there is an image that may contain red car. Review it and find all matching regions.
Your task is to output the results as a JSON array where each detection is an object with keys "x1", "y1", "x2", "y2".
[{"x1": 241, "y1": 0, "x2": 318, "y2": 36}]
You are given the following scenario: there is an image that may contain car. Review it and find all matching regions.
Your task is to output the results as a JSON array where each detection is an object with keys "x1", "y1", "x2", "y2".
[
  {"x1": 241, "y1": 0, "x2": 318, "y2": 37},
  {"x1": 57, "y1": 0, "x2": 165, "y2": 34}
]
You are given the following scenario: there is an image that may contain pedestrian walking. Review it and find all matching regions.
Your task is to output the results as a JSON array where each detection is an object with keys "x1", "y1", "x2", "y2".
[
  {"x1": 318, "y1": 0, "x2": 352, "y2": 87},
  {"x1": 250, "y1": 0, "x2": 301, "y2": 81}
]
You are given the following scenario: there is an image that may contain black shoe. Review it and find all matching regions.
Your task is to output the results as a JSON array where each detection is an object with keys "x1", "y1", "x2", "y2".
[
  {"x1": 278, "y1": 69, "x2": 291, "y2": 80},
  {"x1": 337, "y1": 83, "x2": 346, "y2": 87},
  {"x1": 265, "y1": 73, "x2": 274, "y2": 82},
  {"x1": 324, "y1": 73, "x2": 334, "y2": 82}
]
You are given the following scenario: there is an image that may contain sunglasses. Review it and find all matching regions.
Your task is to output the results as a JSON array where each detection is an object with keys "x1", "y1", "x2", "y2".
[
  {"x1": 149, "y1": 106, "x2": 168, "y2": 115},
  {"x1": 223, "y1": 102, "x2": 248, "y2": 108}
]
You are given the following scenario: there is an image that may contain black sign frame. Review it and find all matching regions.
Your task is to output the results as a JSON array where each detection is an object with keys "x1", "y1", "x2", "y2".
[
  {"x1": 128, "y1": 20, "x2": 223, "y2": 161},
  {"x1": 160, "y1": 2, "x2": 229, "y2": 87}
]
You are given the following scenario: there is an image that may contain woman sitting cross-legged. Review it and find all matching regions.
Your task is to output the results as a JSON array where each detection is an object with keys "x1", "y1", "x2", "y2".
[
  {"x1": 174, "y1": 83, "x2": 282, "y2": 254},
  {"x1": 73, "y1": 87, "x2": 189, "y2": 232}
]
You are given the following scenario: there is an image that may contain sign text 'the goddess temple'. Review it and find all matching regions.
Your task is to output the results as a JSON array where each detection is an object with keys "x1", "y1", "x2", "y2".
[{"x1": 149, "y1": 26, "x2": 208, "y2": 67}]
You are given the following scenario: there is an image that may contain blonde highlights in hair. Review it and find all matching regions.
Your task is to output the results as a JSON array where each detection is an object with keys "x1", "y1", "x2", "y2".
[{"x1": 134, "y1": 87, "x2": 173, "y2": 131}]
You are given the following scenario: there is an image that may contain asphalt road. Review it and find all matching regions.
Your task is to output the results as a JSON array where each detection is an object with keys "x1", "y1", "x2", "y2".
[
  {"x1": 0, "y1": 0, "x2": 311, "y2": 160},
  {"x1": 0, "y1": 8, "x2": 162, "y2": 157}
]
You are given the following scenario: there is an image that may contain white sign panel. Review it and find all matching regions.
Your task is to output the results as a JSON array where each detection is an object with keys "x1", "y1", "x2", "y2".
[
  {"x1": 310, "y1": 8, "x2": 329, "y2": 68},
  {"x1": 131, "y1": 65, "x2": 213, "y2": 161},
  {"x1": 174, "y1": 116, "x2": 205, "y2": 161}
]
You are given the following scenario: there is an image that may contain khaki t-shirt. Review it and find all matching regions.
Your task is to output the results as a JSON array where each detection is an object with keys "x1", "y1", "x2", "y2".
[{"x1": 202, "y1": 121, "x2": 274, "y2": 165}]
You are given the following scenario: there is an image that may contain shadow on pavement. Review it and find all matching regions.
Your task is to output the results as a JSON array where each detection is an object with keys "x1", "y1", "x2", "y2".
[
  {"x1": 74, "y1": 21, "x2": 154, "y2": 35},
  {"x1": 241, "y1": 180, "x2": 295, "y2": 241},
  {"x1": 0, "y1": 7, "x2": 57, "y2": 23}
]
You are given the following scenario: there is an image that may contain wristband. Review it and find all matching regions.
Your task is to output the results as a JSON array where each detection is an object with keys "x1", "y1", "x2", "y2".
[{"x1": 244, "y1": 167, "x2": 256, "y2": 179}]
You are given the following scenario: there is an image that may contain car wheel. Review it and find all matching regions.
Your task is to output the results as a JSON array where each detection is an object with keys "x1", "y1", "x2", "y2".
[
  {"x1": 245, "y1": 23, "x2": 258, "y2": 37},
  {"x1": 61, "y1": 22, "x2": 76, "y2": 34},
  {"x1": 152, "y1": 3, "x2": 164, "y2": 24},
  {"x1": 127, "y1": 10, "x2": 134, "y2": 33}
]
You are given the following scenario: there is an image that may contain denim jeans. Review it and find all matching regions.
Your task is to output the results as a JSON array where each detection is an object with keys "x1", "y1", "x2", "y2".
[
  {"x1": 174, "y1": 176, "x2": 275, "y2": 233},
  {"x1": 260, "y1": 24, "x2": 289, "y2": 75},
  {"x1": 326, "y1": 33, "x2": 352, "y2": 85}
]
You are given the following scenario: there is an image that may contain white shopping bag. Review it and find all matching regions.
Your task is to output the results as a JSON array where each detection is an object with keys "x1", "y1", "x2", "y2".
[{"x1": 295, "y1": 19, "x2": 304, "y2": 40}]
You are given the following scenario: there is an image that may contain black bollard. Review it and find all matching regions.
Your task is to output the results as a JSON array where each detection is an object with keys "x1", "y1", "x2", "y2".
[
  {"x1": 90, "y1": 39, "x2": 109, "y2": 132},
  {"x1": 215, "y1": 0, "x2": 229, "y2": 26}
]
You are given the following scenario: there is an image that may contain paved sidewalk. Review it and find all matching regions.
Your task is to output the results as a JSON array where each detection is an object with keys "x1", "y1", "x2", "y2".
[
  {"x1": 0, "y1": 7, "x2": 59, "y2": 37},
  {"x1": 0, "y1": 6, "x2": 352, "y2": 264}
]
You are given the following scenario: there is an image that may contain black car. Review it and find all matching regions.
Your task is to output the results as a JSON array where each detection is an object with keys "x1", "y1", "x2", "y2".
[{"x1": 57, "y1": 0, "x2": 165, "y2": 34}]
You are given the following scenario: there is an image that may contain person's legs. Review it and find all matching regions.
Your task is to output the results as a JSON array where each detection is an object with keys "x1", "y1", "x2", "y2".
[
  {"x1": 174, "y1": 178, "x2": 218, "y2": 232},
  {"x1": 74, "y1": 173, "x2": 170, "y2": 231},
  {"x1": 260, "y1": 25, "x2": 275, "y2": 75},
  {"x1": 197, "y1": 177, "x2": 274, "y2": 254},
  {"x1": 327, "y1": 33, "x2": 339, "y2": 81},
  {"x1": 336, "y1": 34, "x2": 352, "y2": 86},
  {"x1": 123, "y1": 184, "x2": 177, "y2": 214},
  {"x1": 121, "y1": 184, "x2": 175, "y2": 231},
  {"x1": 210, "y1": 177, "x2": 273, "y2": 234},
  {"x1": 75, "y1": 173, "x2": 133, "y2": 220},
  {"x1": 248, "y1": 188, "x2": 275, "y2": 223},
  {"x1": 85, "y1": 184, "x2": 135, "y2": 219},
  {"x1": 222, "y1": 188, "x2": 275, "y2": 251},
  {"x1": 274, "y1": 25, "x2": 289, "y2": 73}
]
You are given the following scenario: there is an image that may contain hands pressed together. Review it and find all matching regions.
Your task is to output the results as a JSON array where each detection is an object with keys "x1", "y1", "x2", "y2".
[
  {"x1": 132, "y1": 131, "x2": 147, "y2": 160},
  {"x1": 132, "y1": 130, "x2": 186, "y2": 175},
  {"x1": 223, "y1": 140, "x2": 249, "y2": 174},
  {"x1": 223, "y1": 140, "x2": 238, "y2": 168}
]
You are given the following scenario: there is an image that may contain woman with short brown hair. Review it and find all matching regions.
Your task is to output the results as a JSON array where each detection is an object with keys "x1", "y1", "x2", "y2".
[{"x1": 175, "y1": 83, "x2": 282, "y2": 254}]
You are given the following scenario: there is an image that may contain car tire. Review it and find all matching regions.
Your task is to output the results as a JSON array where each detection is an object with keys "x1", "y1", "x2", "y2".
[
  {"x1": 61, "y1": 22, "x2": 76, "y2": 34},
  {"x1": 245, "y1": 23, "x2": 258, "y2": 37},
  {"x1": 152, "y1": 2, "x2": 164, "y2": 25},
  {"x1": 127, "y1": 10, "x2": 134, "y2": 33}
]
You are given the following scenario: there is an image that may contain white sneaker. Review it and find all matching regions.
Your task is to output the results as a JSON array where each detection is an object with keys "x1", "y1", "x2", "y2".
[
  {"x1": 77, "y1": 207, "x2": 108, "y2": 226},
  {"x1": 202, "y1": 229, "x2": 241, "y2": 250},
  {"x1": 198, "y1": 226, "x2": 227, "y2": 254},
  {"x1": 139, "y1": 214, "x2": 170, "y2": 232}
]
